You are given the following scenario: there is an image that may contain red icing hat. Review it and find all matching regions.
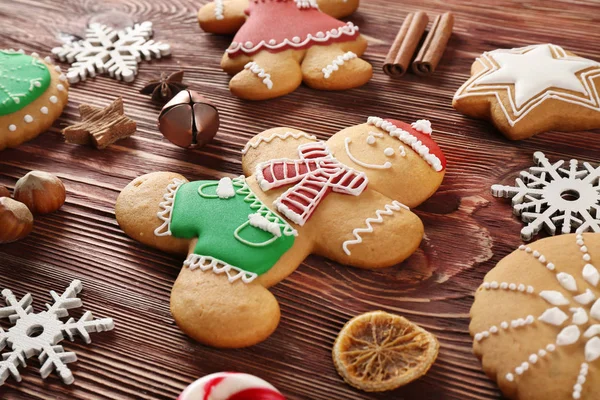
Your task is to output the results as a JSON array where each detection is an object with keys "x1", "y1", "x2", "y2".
[{"x1": 367, "y1": 117, "x2": 447, "y2": 171}]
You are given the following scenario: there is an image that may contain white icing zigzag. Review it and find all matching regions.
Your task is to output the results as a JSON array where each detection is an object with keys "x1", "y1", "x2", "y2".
[
  {"x1": 241, "y1": 131, "x2": 317, "y2": 154},
  {"x1": 294, "y1": 0, "x2": 318, "y2": 8},
  {"x1": 367, "y1": 117, "x2": 443, "y2": 172},
  {"x1": 342, "y1": 200, "x2": 409, "y2": 255},
  {"x1": 154, "y1": 178, "x2": 185, "y2": 236},
  {"x1": 244, "y1": 61, "x2": 273, "y2": 89},
  {"x1": 184, "y1": 254, "x2": 258, "y2": 283},
  {"x1": 322, "y1": 51, "x2": 357, "y2": 79}
]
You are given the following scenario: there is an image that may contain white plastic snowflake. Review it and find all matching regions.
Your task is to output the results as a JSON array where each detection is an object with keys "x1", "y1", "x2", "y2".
[
  {"x1": 51, "y1": 21, "x2": 171, "y2": 84},
  {"x1": 473, "y1": 233, "x2": 600, "y2": 399},
  {"x1": 492, "y1": 151, "x2": 600, "y2": 241},
  {"x1": 0, "y1": 280, "x2": 114, "y2": 385}
]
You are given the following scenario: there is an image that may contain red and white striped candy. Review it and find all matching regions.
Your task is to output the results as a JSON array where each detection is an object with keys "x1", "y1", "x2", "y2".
[{"x1": 178, "y1": 372, "x2": 285, "y2": 400}]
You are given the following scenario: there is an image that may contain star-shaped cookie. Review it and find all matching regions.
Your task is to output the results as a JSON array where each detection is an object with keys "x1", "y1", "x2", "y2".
[
  {"x1": 453, "y1": 44, "x2": 600, "y2": 140},
  {"x1": 62, "y1": 97, "x2": 137, "y2": 149}
]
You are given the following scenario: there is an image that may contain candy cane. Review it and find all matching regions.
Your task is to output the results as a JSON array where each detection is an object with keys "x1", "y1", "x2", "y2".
[{"x1": 179, "y1": 372, "x2": 285, "y2": 400}]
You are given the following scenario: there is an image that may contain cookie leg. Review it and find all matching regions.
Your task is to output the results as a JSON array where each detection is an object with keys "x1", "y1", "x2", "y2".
[
  {"x1": 171, "y1": 263, "x2": 281, "y2": 348},
  {"x1": 115, "y1": 172, "x2": 190, "y2": 256},
  {"x1": 301, "y1": 37, "x2": 372, "y2": 91},
  {"x1": 222, "y1": 50, "x2": 304, "y2": 100},
  {"x1": 198, "y1": 0, "x2": 249, "y2": 34}
]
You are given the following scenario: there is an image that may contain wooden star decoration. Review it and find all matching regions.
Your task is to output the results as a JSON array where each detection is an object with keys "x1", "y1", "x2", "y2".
[
  {"x1": 140, "y1": 71, "x2": 188, "y2": 103},
  {"x1": 62, "y1": 97, "x2": 137, "y2": 149}
]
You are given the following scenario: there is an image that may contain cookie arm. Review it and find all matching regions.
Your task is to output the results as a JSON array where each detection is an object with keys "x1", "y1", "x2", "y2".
[
  {"x1": 310, "y1": 189, "x2": 424, "y2": 268},
  {"x1": 115, "y1": 172, "x2": 190, "y2": 255},
  {"x1": 317, "y1": 0, "x2": 360, "y2": 18},
  {"x1": 198, "y1": 0, "x2": 249, "y2": 34}
]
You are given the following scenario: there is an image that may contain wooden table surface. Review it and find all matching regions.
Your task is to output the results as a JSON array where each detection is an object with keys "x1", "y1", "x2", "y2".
[{"x1": 1, "y1": 0, "x2": 599, "y2": 399}]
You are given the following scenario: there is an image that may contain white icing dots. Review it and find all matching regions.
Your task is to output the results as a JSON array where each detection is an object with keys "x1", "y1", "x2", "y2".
[
  {"x1": 481, "y1": 281, "x2": 534, "y2": 294},
  {"x1": 292, "y1": 36, "x2": 301, "y2": 43},
  {"x1": 24, "y1": 115, "x2": 33, "y2": 123},
  {"x1": 322, "y1": 51, "x2": 357, "y2": 79},
  {"x1": 366, "y1": 136, "x2": 376, "y2": 145},
  {"x1": 573, "y1": 363, "x2": 589, "y2": 399},
  {"x1": 8, "y1": 124, "x2": 17, "y2": 132},
  {"x1": 57, "y1": 84, "x2": 65, "y2": 91},
  {"x1": 583, "y1": 264, "x2": 599, "y2": 287},
  {"x1": 506, "y1": 344, "x2": 554, "y2": 382},
  {"x1": 399, "y1": 146, "x2": 406, "y2": 157},
  {"x1": 411, "y1": 119, "x2": 432, "y2": 135},
  {"x1": 244, "y1": 41, "x2": 254, "y2": 49},
  {"x1": 40, "y1": 106, "x2": 48, "y2": 115},
  {"x1": 49, "y1": 96, "x2": 58, "y2": 104},
  {"x1": 474, "y1": 315, "x2": 534, "y2": 342},
  {"x1": 584, "y1": 337, "x2": 600, "y2": 362},
  {"x1": 383, "y1": 147, "x2": 394, "y2": 157}
]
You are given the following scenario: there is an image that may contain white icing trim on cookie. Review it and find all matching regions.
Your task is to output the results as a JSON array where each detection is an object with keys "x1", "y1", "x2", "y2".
[
  {"x1": 2, "y1": 50, "x2": 67, "y2": 134},
  {"x1": 227, "y1": 22, "x2": 359, "y2": 56},
  {"x1": 241, "y1": 131, "x2": 317, "y2": 154},
  {"x1": 184, "y1": 253, "x2": 258, "y2": 283},
  {"x1": 367, "y1": 117, "x2": 443, "y2": 172},
  {"x1": 248, "y1": 212, "x2": 282, "y2": 237},
  {"x1": 342, "y1": 200, "x2": 408, "y2": 256},
  {"x1": 454, "y1": 44, "x2": 600, "y2": 127},
  {"x1": 244, "y1": 61, "x2": 273, "y2": 89},
  {"x1": 214, "y1": 0, "x2": 224, "y2": 20},
  {"x1": 154, "y1": 178, "x2": 185, "y2": 236},
  {"x1": 411, "y1": 119, "x2": 432, "y2": 135},
  {"x1": 477, "y1": 235, "x2": 600, "y2": 397},
  {"x1": 322, "y1": 51, "x2": 357, "y2": 79}
]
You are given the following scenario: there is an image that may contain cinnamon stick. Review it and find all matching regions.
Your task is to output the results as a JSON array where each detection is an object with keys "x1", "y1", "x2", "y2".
[
  {"x1": 383, "y1": 11, "x2": 429, "y2": 77},
  {"x1": 412, "y1": 12, "x2": 454, "y2": 76}
]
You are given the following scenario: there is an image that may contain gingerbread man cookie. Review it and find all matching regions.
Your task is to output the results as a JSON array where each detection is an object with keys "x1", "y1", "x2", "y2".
[
  {"x1": 0, "y1": 50, "x2": 69, "y2": 150},
  {"x1": 199, "y1": 0, "x2": 372, "y2": 100},
  {"x1": 471, "y1": 233, "x2": 600, "y2": 400},
  {"x1": 115, "y1": 117, "x2": 446, "y2": 348},
  {"x1": 453, "y1": 44, "x2": 600, "y2": 140}
]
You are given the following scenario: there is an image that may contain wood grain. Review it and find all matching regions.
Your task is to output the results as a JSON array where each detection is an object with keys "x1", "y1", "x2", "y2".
[{"x1": 1, "y1": 0, "x2": 599, "y2": 399}]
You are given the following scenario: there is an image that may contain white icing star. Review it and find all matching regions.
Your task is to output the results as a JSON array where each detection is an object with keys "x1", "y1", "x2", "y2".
[{"x1": 476, "y1": 44, "x2": 598, "y2": 108}]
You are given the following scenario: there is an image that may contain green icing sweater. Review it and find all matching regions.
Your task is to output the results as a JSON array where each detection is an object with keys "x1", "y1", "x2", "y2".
[{"x1": 164, "y1": 176, "x2": 296, "y2": 281}]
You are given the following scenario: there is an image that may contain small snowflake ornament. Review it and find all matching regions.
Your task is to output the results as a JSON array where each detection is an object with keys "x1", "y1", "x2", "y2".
[
  {"x1": 51, "y1": 21, "x2": 171, "y2": 84},
  {"x1": 492, "y1": 151, "x2": 600, "y2": 241},
  {"x1": 0, "y1": 280, "x2": 114, "y2": 385}
]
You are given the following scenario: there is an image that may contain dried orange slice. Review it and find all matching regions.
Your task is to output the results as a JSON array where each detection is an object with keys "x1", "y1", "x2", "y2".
[{"x1": 333, "y1": 311, "x2": 439, "y2": 392}]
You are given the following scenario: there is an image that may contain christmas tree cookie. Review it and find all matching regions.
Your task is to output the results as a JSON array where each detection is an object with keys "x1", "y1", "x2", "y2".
[
  {"x1": 199, "y1": 0, "x2": 371, "y2": 100},
  {"x1": 0, "y1": 50, "x2": 69, "y2": 150},
  {"x1": 115, "y1": 117, "x2": 446, "y2": 348}
]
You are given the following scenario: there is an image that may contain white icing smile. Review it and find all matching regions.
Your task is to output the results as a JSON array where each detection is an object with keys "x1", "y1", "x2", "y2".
[{"x1": 344, "y1": 137, "x2": 391, "y2": 170}]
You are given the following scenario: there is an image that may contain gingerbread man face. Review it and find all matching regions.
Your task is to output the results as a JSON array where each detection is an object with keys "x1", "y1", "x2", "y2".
[
  {"x1": 115, "y1": 118, "x2": 446, "y2": 348},
  {"x1": 198, "y1": 0, "x2": 372, "y2": 100}
]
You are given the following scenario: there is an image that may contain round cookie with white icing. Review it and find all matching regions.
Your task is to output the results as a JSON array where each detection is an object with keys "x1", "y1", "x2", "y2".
[
  {"x1": 204, "y1": 0, "x2": 371, "y2": 100},
  {"x1": 453, "y1": 44, "x2": 600, "y2": 140},
  {"x1": 470, "y1": 233, "x2": 600, "y2": 400},
  {"x1": 0, "y1": 49, "x2": 69, "y2": 150},
  {"x1": 115, "y1": 117, "x2": 446, "y2": 348}
]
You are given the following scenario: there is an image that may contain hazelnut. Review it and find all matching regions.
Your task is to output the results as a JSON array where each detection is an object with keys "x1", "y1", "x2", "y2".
[
  {"x1": 0, "y1": 186, "x2": 9, "y2": 198},
  {"x1": 14, "y1": 171, "x2": 66, "y2": 214},
  {"x1": 0, "y1": 197, "x2": 34, "y2": 244}
]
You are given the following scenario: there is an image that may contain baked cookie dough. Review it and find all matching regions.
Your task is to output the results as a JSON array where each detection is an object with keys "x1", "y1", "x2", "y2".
[
  {"x1": 116, "y1": 117, "x2": 446, "y2": 348},
  {"x1": 453, "y1": 44, "x2": 600, "y2": 140},
  {"x1": 0, "y1": 50, "x2": 69, "y2": 150},
  {"x1": 470, "y1": 233, "x2": 600, "y2": 400}
]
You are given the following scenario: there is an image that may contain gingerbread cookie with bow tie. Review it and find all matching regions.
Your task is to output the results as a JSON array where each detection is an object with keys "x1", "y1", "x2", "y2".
[
  {"x1": 115, "y1": 117, "x2": 446, "y2": 348},
  {"x1": 453, "y1": 44, "x2": 600, "y2": 140},
  {"x1": 198, "y1": 0, "x2": 371, "y2": 100}
]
